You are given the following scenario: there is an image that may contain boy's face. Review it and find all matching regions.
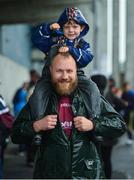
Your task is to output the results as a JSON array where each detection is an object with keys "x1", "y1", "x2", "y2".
[{"x1": 63, "y1": 20, "x2": 84, "y2": 40}]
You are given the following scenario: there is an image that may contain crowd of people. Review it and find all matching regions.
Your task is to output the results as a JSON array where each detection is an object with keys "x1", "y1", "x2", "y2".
[{"x1": 106, "y1": 78, "x2": 134, "y2": 145}]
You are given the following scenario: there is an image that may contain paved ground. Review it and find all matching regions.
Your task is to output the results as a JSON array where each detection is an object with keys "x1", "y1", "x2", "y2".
[
  {"x1": 112, "y1": 133, "x2": 134, "y2": 179},
  {"x1": 3, "y1": 142, "x2": 33, "y2": 179},
  {"x1": 3, "y1": 132, "x2": 134, "y2": 179}
]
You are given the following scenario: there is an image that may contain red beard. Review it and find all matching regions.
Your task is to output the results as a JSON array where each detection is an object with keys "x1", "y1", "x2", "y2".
[{"x1": 52, "y1": 78, "x2": 78, "y2": 96}]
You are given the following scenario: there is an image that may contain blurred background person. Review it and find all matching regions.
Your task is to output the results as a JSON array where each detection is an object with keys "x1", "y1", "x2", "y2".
[
  {"x1": 91, "y1": 74, "x2": 107, "y2": 96},
  {"x1": 106, "y1": 78, "x2": 128, "y2": 115},
  {"x1": 121, "y1": 81, "x2": 134, "y2": 145},
  {"x1": 91, "y1": 74, "x2": 127, "y2": 179},
  {"x1": 0, "y1": 94, "x2": 14, "y2": 178},
  {"x1": 13, "y1": 82, "x2": 29, "y2": 117},
  {"x1": 27, "y1": 69, "x2": 40, "y2": 100},
  {"x1": 110, "y1": 87, "x2": 128, "y2": 113},
  {"x1": 12, "y1": 82, "x2": 29, "y2": 156},
  {"x1": 12, "y1": 69, "x2": 40, "y2": 165},
  {"x1": 105, "y1": 77, "x2": 116, "y2": 104}
]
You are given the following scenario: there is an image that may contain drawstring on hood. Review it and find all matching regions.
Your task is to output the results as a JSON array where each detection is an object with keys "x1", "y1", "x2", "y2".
[{"x1": 57, "y1": 7, "x2": 89, "y2": 38}]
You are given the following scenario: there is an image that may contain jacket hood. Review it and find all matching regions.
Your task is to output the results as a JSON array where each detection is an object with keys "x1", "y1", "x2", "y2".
[{"x1": 57, "y1": 7, "x2": 89, "y2": 37}]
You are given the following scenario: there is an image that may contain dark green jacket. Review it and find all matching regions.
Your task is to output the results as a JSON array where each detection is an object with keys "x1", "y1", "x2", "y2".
[{"x1": 11, "y1": 89, "x2": 126, "y2": 179}]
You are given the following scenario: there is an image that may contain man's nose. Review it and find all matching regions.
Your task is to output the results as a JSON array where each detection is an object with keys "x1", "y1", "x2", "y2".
[{"x1": 62, "y1": 72, "x2": 68, "y2": 79}]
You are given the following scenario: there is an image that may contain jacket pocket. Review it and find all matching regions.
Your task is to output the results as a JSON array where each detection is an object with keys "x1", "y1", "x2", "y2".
[{"x1": 84, "y1": 159, "x2": 99, "y2": 179}]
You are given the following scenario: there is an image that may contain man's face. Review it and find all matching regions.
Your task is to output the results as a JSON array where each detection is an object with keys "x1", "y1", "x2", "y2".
[
  {"x1": 50, "y1": 53, "x2": 78, "y2": 96},
  {"x1": 63, "y1": 20, "x2": 84, "y2": 40}
]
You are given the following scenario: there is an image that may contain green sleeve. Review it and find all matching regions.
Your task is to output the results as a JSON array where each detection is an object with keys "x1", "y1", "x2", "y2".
[
  {"x1": 11, "y1": 103, "x2": 36, "y2": 144},
  {"x1": 93, "y1": 96, "x2": 126, "y2": 138}
]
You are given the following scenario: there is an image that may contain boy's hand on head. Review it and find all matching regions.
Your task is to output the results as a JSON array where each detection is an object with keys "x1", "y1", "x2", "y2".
[
  {"x1": 50, "y1": 23, "x2": 60, "y2": 30},
  {"x1": 59, "y1": 46, "x2": 69, "y2": 53}
]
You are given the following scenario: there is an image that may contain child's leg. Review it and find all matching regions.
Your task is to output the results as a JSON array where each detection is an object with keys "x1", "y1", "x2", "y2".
[
  {"x1": 29, "y1": 78, "x2": 51, "y2": 119},
  {"x1": 28, "y1": 66, "x2": 51, "y2": 120},
  {"x1": 77, "y1": 69, "x2": 101, "y2": 118}
]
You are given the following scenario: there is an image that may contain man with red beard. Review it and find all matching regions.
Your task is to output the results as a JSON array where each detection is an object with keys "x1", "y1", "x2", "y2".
[{"x1": 11, "y1": 47, "x2": 126, "y2": 179}]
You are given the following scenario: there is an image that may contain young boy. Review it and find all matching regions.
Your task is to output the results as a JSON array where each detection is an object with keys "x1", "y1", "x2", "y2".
[
  {"x1": 32, "y1": 7, "x2": 93, "y2": 68},
  {"x1": 30, "y1": 8, "x2": 101, "y2": 139}
]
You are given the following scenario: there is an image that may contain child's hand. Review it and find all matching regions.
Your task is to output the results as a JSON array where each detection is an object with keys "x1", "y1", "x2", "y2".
[
  {"x1": 59, "y1": 46, "x2": 69, "y2": 53},
  {"x1": 50, "y1": 23, "x2": 60, "y2": 30}
]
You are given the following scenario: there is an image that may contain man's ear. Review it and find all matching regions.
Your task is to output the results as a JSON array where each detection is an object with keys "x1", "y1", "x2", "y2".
[{"x1": 81, "y1": 25, "x2": 85, "y2": 32}]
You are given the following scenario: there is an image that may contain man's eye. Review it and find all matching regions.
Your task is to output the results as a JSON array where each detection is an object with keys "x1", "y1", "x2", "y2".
[
  {"x1": 67, "y1": 70, "x2": 73, "y2": 73},
  {"x1": 56, "y1": 70, "x2": 62, "y2": 73}
]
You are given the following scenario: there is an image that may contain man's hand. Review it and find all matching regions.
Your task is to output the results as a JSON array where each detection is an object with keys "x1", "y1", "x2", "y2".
[
  {"x1": 59, "y1": 46, "x2": 69, "y2": 53},
  {"x1": 73, "y1": 116, "x2": 94, "y2": 132},
  {"x1": 50, "y1": 23, "x2": 60, "y2": 30},
  {"x1": 33, "y1": 115, "x2": 57, "y2": 132}
]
